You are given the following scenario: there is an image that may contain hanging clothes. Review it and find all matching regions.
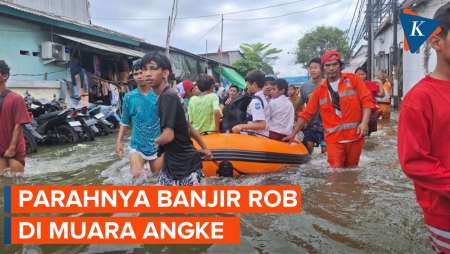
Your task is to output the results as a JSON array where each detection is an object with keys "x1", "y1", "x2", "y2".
[
  {"x1": 109, "y1": 83, "x2": 120, "y2": 107},
  {"x1": 93, "y1": 55, "x2": 102, "y2": 77}
]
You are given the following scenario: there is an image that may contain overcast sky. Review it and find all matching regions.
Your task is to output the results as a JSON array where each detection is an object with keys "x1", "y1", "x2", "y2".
[{"x1": 89, "y1": 0, "x2": 357, "y2": 76}]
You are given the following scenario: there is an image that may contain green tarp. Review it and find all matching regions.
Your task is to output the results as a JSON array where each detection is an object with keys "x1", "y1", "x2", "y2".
[{"x1": 215, "y1": 66, "x2": 246, "y2": 90}]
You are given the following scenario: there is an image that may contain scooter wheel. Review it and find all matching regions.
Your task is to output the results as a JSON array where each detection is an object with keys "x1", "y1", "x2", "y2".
[{"x1": 56, "y1": 124, "x2": 80, "y2": 144}]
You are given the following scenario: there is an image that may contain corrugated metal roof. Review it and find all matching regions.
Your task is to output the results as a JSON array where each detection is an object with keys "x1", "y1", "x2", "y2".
[
  {"x1": 57, "y1": 34, "x2": 145, "y2": 58},
  {"x1": 0, "y1": 1, "x2": 144, "y2": 46},
  {"x1": 3, "y1": 0, "x2": 91, "y2": 24}
]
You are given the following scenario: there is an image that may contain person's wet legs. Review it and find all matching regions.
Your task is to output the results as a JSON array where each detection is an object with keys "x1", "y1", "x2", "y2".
[
  {"x1": 0, "y1": 158, "x2": 8, "y2": 176},
  {"x1": 129, "y1": 152, "x2": 145, "y2": 178},
  {"x1": 326, "y1": 143, "x2": 346, "y2": 168},
  {"x1": 344, "y1": 139, "x2": 364, "y2": 168}
]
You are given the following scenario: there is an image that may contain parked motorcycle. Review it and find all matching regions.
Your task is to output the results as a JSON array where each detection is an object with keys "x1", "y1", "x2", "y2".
[
  {"x1": 67, "y1": 107, "x2": 99, "y2": 141},
  {"x1": 24, "y1": 93, "x2": 78, "y2": 148},
  {"x1": 25, "y1": 92, "x2": 62, "y2": 118},
  {"x1": 87, "y1": 102, "x2": 114, "y2": 136},
  {"x1": 33, "y1": 108, "x2": 80, "y2": 144}
]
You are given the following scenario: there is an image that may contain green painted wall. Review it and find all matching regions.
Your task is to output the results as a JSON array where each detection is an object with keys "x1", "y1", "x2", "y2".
[{"x1": 0, "y1": 15, "x2": 68, "y2": 81}]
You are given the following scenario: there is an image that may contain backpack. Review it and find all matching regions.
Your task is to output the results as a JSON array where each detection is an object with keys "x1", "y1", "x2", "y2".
[{"x1": 220, "y1": 94, "x2": 264, "y2": 132}]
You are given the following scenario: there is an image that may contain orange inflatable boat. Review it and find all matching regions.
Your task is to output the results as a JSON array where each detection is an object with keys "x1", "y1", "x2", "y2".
[{"x1": 193, "y1": 133, "x2": 310, "y2": 177}]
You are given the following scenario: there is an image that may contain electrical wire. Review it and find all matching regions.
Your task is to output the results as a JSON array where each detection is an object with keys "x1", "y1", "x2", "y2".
[
  {"x1": 199, "y1": 20, "x2": 222, "y2": 40},
  {"x1": 92, "y1": 0, "x2": 310, "y2": 21},
  {"x1": 344, "y1": 0, "x2": 361, "y2": 40},
  {"x1": 225, "y1": 0, "x2": 342, "y2": 21},
  {"x1": 347, "y1": 0, "x2": 366, "y2": 49},
  {"x1": 339, "y1": 0, "x2": 356, "y2": 28}
]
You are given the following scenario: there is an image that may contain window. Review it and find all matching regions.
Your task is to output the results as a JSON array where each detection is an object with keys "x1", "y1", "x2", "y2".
[
  {"x1": 32, "y1": 52, "x2": 40, "y2": 57},
  {"x1": 20, "y1": 50, "x2": 30, "y2": 55}
]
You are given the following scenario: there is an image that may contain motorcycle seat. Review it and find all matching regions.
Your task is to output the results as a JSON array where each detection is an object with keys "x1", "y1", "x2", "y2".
[{"x1": 36, "y1": 111, "x2": 60, "y2": 123}]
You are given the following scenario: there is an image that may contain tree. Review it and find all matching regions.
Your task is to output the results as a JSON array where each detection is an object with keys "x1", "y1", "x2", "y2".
[
  {"x1": 232, "y1": 43, "x2": 282, "y2": 76},
  {"x1": 296, "y1": 26, "x2": 350, "y2": 68}
]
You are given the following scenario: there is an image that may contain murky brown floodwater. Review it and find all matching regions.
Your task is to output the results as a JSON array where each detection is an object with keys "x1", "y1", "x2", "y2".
[{"x1": 0, "y1": 113, "x2": 431, "y2": 253}]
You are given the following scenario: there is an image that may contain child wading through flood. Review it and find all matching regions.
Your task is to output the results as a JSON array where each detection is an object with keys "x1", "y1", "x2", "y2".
[
  {"x1": 115, "y1": 60, "x2": 162, "y2": 183},
  {"x1": 141, "y1": 52, "x2": 212, "y2": 186}
]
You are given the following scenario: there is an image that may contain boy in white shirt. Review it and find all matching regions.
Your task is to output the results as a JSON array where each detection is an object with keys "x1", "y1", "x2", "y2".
[
  {"x1": 231, "y1": 70, "x2": 268, "y2": 136},
  {"x1": 267, "y1": 79, "x2": 295, "y2": 141}
]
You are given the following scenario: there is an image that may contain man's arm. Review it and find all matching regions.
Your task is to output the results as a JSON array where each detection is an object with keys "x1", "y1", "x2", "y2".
[
  {"x1": 156, "y1": 93, "x2": 178, "y2": 145},
  {"x1": 398, "y1": 103, "x2": 450, "y2": 198},
  {"x1": 282, "y1": 117, "x2": 306, "y2": 142},
  {"x1": 115, "y1": 95, "x2": 131, "y2": 159},
  {"x1": 214, "y1": 110, "x2": 221, "y2": 132},
  {"x1": 4, "y1": 124, "x2": 23, "y2": 158},
  {"x1": 232, "y1": 121, "x2": 266, "y2": 133},
  {"x1": 357, "y1": 108, "x2": 371, "y2": 137},
  {"x1": 354, "y1": 76, "x2": 375, "y2": 136},
  {"x1": 4, "y1": 96, "x2": 31, "y2": 157},
  {"x1": 115, "y1": 124, "x2": 129, "y2": 159},
  {"x1": 212, "y1": 95, "x2": 222, "y2": 132},
  {"x1": 283, "y1": 89, "x2": 320, "y2": 142},
  {"x1": 189, "y1": 124, "x2": 212, "y2": 159},
  {"x1": 232, "y1": 98, "x2": 266, "y2": 133},
  {"x1": 155, "y1": 128, "x2": 175, "y2": 146}
]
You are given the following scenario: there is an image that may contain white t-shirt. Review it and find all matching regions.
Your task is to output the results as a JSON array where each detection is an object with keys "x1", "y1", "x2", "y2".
[
  {"x1": 246, "y1": 90, "x2": 269, "y2": 136},
  {"x1": 268, "y1": 95, "x2": 295, "y2": 135},
  {"x1": 329, "y1": 79, "x2": 339, "y2": 91},
  {"x1": 328, "y1": 79, "x2": 342, "y2": 117}
]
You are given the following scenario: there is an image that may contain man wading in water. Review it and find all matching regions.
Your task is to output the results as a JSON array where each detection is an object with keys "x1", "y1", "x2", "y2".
[
  {"x1": 0, "y1": 60, "x2": 31, "y2": 178},
  {"x1": 141, "y1": 52, "x2": 211, "y2": 186},
  {"x1": 284, "y1": 50, "x2": 373, "y2": 168}
]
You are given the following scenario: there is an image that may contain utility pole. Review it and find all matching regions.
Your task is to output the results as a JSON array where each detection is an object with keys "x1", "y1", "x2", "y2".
[
  {"x1": 165, "y1": 0, "x2": 178, "y2": 57},
  {"x1": 392, "y1": 0, "x2": 400, "y2": 109},
  {"x1": 220, "y1": 14, "x2": 224, "y2": 62},
  {"x1": 165, "y1": 15, "x2": 171, "y2": 57},
  {"x1": 367, "y1": 0, "x2": 373, "y2": 80}
]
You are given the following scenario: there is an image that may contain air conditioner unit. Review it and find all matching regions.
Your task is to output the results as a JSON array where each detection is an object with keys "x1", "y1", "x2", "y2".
[{"x1": 41, "y1": 41, "x2": 70, "y2": 62}]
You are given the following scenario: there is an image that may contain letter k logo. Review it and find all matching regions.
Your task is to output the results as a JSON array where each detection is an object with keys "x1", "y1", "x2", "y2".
[
  {"x1": 400, "y1": 11, "x2": 441, "y2": 53},
  {"x1": 410, "y1": 21, "x2": 425, "y2": 36}
]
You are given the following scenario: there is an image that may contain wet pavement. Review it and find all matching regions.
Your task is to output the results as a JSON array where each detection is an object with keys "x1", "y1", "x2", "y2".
[{"x1": 0, "y1": 114, "x2": 431, "y2": 253}]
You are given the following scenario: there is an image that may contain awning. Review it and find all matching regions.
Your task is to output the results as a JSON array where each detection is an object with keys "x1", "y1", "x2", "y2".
[
  {"x1": 57, "y1": 34, "x2": 145, "y2": 58},
  {"x1": 215, "y1": 66, "x2": 246, "y2": 90}
]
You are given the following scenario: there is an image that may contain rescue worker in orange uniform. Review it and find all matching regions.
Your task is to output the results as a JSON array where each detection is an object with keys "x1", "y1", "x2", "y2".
[{"x1": 283, "y1": 50, "x2": 374, "y2": 168}]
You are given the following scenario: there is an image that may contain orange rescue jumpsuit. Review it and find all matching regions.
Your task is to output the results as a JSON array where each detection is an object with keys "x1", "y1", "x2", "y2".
[{"x1": 298, "y1": 73, "x2": 374, "y2": 168}]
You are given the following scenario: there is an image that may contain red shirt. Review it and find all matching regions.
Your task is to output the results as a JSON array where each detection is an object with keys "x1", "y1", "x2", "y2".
[
  {"x1": 398, "y1": 75, "x2": 450, "y2": 230},
  {"x1": 364, "y1": 80, "x2": 379, "y2": 108},
  {"x1": 0, "y1": 90, "x2": 31, "y2": 156}
]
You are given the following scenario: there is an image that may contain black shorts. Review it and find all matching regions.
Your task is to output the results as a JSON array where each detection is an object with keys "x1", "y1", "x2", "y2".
[{"x1": 302, "y1": 128, "x2": 324, "y2": 146}]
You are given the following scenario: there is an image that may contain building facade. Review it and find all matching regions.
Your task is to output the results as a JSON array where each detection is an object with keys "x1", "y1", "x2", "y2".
[
  {"x1": 0, "y1": 0, "x2": 229, "y2": 102},
  {"x1": 199, "y1": 50, "x2": 243, "y2": 66},
  {"x1": 373, "y1": 0, "x2": 445, "y2": 98}
]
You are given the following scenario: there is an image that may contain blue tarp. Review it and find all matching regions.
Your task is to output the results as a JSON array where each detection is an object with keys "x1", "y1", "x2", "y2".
[{"x1": 281, "y1": 76, "x2": 309, "y2": 86}]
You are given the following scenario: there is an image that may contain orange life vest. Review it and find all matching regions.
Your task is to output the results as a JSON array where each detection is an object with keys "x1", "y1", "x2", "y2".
[{"x1": 299, "y1": 73, "x2": 374, "y2": 143}]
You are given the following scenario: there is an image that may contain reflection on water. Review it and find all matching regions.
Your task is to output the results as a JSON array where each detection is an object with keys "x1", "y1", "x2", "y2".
[{"x1": 0, "y1": 115, "x2": 430, "y2": 253}]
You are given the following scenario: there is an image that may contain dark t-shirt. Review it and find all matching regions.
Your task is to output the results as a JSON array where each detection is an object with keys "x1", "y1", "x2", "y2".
[
  {"x1": 0, "y1": 91, "x2": 31, "y2": 155},
  {"x1": 158, "y1": 86, "x2": 201, "y2": 180},
  {"x1": 300, "y1": 79, "x2": 323, "y2": 131}
]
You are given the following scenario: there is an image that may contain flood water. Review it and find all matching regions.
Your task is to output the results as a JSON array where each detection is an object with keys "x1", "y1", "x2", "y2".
[{"x1": 0, "y1": 114, "x2": 431, "y2": 254}]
